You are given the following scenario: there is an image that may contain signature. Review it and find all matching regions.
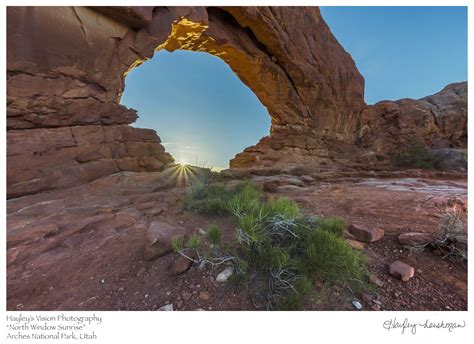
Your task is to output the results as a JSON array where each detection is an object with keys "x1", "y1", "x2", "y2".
[{"x1": 383, "y1": 318, "x2": 466, "y2": 334}]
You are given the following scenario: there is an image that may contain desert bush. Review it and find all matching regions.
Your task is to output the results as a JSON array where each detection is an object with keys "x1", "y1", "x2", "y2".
[
  {"x1": 205, "y1": 224, "x2": 223, "y2": 246},
  {"x1": 408, "y1": 208, "x2": 467, "y2": 262},
  {"x1": 303, "y1": 230, "x2": 367, "y2": 291},
  {"x1": 315, "y1": 217, "x2": 347, "y2": 237},
  {"x1": 183, "y1": 180, "x2": 368, "y2": 310},
  {"x1": 226, "y1": 183, "x2": 263, "y2": 217},
  {"x1": 262, "y1": 197, "x2": 300, "y2": 219},
  {"x1": 183, "y1": 180, "x2": 230, "y2": 215},
  {"x1": 186, "y1": 233, "x2": 201, "y2": 249},
  {"x1": 392, "y1": 141, "x2": 442, "y2": 170},
  {"x1": 432, "y1": 208, "x2": 467, "y2": 261}
]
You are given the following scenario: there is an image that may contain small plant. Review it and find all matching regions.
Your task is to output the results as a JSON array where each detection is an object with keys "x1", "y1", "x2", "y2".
[
  {"x1": 186, "y1": 233, "x2": 201, "y2": 249},
  {"x1": 392, "y1": 141, "x2": 442, "y2": 170},
  {"x1": 182, "y1": 179, "x2": 368, "y2": 310},
  {"x1": 304, "y1": 230, "x2": 367, "y2": 292},
  {"x1": 408, "y1": 208, "x2": 467, "y2": 262},
  {"x1": 183, "y1": 180, "x2": 231, "y2": 215},
  {"x1": 205, "y1": 224, "x2": 223, "y2": 246},
  {"x1": 263, "y1": 197, "x2": 300, "y2": 219},
  {"x1": 432, "y1": 208, "x2": 467, "y2": 261},
  {"x1": 226, "y1": 183, "x2": 262, "y2": 217},
  {"x1": 315, "y1": 217, "x2": 347, "y2": 237}
]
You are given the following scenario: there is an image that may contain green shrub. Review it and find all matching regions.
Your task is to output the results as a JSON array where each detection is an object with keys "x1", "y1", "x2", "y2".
[
  {"x1": 171, "y1": 236, "x2": 184, "y2": 252},
  {"x1": 183, "y1": 181, "x2": 230, "y2": 215},
  {"x1": 316, "y1": 217, "x2": 347, "y2": 237},
  {"x1": 226, "y1": 183, "x2": 262, "y2": 217},
  {"x1": 237, "y1": 213, "x2": 264, "y2": 242},
  {"x1": 274, "y1": 292, "x2": 303, "y2": 311},
  {"x1": 273, "y1": 277, "x2": 312, "y2": 311},
  {"x1": 393, "y1": 141, "x2": 442, "y2": 170},
  {"x1": 262, "y1": 197, "x2": 300, "y2": 219},
  {"x1": 304, "y1": 230, "x2": 366, "y2": 290},
  {"x1": 186, "y1": 233, "x2": 201, "y2": 249},
  {"x1": 182, "y1": 179, "x2": 368, "y2": 309},
  {"x1": 205, "y1": 224, "x2": 223, "y2": 246}
]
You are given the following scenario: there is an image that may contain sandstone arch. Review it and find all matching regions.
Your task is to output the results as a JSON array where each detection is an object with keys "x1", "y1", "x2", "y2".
[
  {"x1": 7, "y1": 6, "x2": 365, "y2": 197},
  {"x1": 6, "y1": 6, "x2": 467, "y2": 198}
]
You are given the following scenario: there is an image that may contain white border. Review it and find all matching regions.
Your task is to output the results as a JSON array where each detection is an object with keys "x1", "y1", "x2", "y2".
[{"x1": 1, "y1": 2, "x2": 472, "y2": 344}]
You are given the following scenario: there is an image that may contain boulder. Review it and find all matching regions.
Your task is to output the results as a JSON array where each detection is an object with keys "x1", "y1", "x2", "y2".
[
  {"x1": 398, "y1": 232, "x2": 435, "y2": 246},
  {"x1": 389, "y1": 261, "x2": 415, "y2": 281},
  {"x1": 144, "y1": 221, "x2": 190, "y2": 261},
  {"x1": 348, "y1": 224, "x2": 384, "y2": 243}
]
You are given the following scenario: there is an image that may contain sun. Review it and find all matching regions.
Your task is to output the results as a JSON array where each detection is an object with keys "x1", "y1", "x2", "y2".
[{"x1": 177, "y1": 159, "x2": 188, "y2": 166}]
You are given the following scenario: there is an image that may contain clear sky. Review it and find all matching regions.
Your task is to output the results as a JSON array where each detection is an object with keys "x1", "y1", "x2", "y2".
[{"x1": 120, "y1": 6, "x2": 467, "y2": 169}]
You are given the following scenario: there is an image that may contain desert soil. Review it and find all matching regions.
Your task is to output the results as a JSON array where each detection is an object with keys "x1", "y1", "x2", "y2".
[{"x1": 7, "y1": 170, "x2": 467, "y2": 311}]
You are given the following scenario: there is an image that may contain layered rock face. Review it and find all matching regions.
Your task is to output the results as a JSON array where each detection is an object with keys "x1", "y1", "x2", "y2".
[
  {"x1": 7, "y1": 125, "x2": 173, "y2": 198},
  {"x1": 357, "y1": 82, "x2": 467, "y2": 154},
  {"x1": 7, "y1": 6, "x2": 467, "y2": 197}
]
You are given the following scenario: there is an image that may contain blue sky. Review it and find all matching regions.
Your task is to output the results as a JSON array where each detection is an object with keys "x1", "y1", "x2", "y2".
[{"x1": 120, "y1": 6, "x2": 467, "y2": 169}]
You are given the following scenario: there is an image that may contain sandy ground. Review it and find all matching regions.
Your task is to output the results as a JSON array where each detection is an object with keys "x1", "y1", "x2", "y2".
[{"x1": 6, "y1": 171, "x2": 467, "y2": 311}]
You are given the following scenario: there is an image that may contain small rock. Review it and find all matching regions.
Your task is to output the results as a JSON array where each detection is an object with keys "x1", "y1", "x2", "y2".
[
  {"x1": 199, "y1": 291, "x2": 210, "y2": 300},
  {"x1": 301, "y1": 175, "x2": 314, "y2": 184},
  {"x1": 352, "y1": 300, "x2": 363, "y2": 310},
  {"x1": 158, "y1": 304, "x2": 174, "y2": 311},
  {"x1": 362, "y1": 293, "x2": 374, "y2": 304},
  {"x1": 348, "y1": 224, "x2": 384, "y2": 243},
  {"x1": 371, "y1": 304, "x2": 381, "y2": 311},
  {"x1": 100, "y1": 279, "x2": 105, "y2": 284},
  {"x1": 216, "y1": 267, "x2": 234, "y2": 283},
  {"x1": 346, "y1": 239, "x2": 366, "y2": 250},
  {"x1": 136, "y1": 267, "x2": 146, "y2": 277},
  {"x1": 177, "y1": 301, "x2": 183, "y2": 308},
  {"x1": 398, "y1": 232, "x2": 435, "y2": 246},
  {"x1": 182, "y1": 292, "x2": 192, "y2": 300},
  {"x1": 369, "y1": 274, "x2": 384, "y2": 287},
  {"x1": 170, "y1": 255, "x2": 193, "y2": 275},
  {"x1": 372, "y1": 299, "x2": 382, "y2": 305},
  {"x1": 144, "y1": 220, "x2": 190, "y2": 261},
  {"x1": 389, "y1": 261, "x2": 415, "y2": 281}
]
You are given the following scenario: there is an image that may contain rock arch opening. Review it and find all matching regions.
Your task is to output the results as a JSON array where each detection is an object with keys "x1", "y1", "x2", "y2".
[
  {"x1": 6, "y1": 6, "x2": 370, "y2": 198},
  {"x1": 120, "y1": 49, "x2": 271, "y2": 170}
]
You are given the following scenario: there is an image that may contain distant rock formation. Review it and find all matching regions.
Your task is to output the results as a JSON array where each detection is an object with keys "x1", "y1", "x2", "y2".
[
  {"x1": 6, "y1": 6, "x2": 467, "y2": 197},
  {"x1": 357, "y1": 82, "x2": 467, "y2": 153}
]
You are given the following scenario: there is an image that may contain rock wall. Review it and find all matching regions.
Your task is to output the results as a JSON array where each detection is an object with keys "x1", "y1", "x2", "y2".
[
  {"x1": 7, "y1": 125, "x2": 173, "y2": 198},
  {"x1": 357, "y1": 82, "x2": 467, "y2": 154},
  {"x1": 7, "y1": 6, "x2": 467, "y2": 197}
]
